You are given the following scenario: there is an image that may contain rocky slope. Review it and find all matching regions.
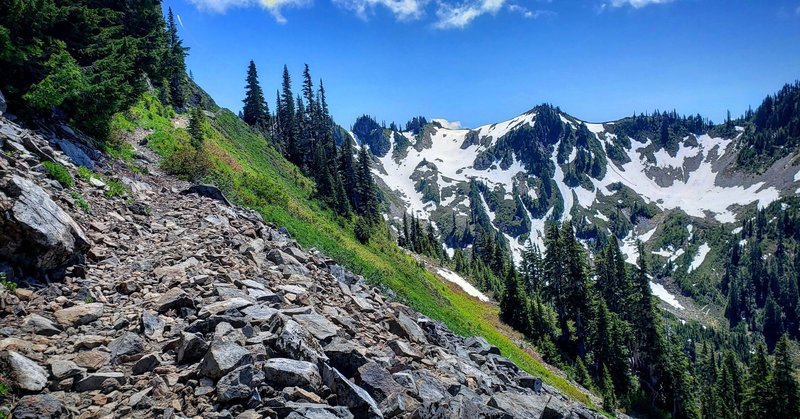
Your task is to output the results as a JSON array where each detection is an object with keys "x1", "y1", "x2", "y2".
[{"x1": 0, "y1": 113, "x2": 603, "y2": 417}]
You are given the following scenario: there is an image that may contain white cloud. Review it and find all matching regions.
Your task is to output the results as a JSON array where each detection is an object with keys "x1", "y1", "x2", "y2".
[
  {"x1": 333, "y1": 0, "x2": 429, "y2": 21},
  {"x1": 188, "y1": 0, "x2": 310, "y2": 23},
  {"x1": 507, "y1": 4, "x2": 554, "y2": 18},
  {"x1": 434, "y1": 0, "x2": 505, "y2": 29},
  {"x1": 608, "y1": 0, "x2": 674, "y2": 8},
  {"x1": 177, "y1": 14, "x2": 185, "y2": 28}
]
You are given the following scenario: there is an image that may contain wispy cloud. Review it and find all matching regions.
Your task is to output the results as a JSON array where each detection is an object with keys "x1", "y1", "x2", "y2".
[
  {"x1": 608, "y1": 0, "x2": 674, "y2": 8},
  {"x1": 188, "y1": 0, "x2": 310, "y2": 23},
  {"x1": 189, "y1": 0, "x2": 546, "y2": 27},
  {"x1": 332, "y1": 0, "x2": 429, "y2": 21},
  {"x1": 434, "y1": 0, "x2": 505, "y2": 29},
  {"x1": 177, "y1": 14, "x2": 185, "y2": 28},
  {"x1": 508, "y1": 4, "x2": 555, "y2": 19}
]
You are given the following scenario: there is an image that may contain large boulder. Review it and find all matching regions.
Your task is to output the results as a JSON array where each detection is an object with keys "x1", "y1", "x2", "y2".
[
  {"x1": 217, "y1": 364, "x2": 264, "y2": 402},
  {"x1": 0, "y1": 351, "x2": 48, "y2": 391},
  {"x1": 198, "y1": 341, "x2": 252, "y2": 379},
  {"x1": 263, "y1": 358, "x2": 322, "y2": 391},
  {"x1": 0, "y1": 175, "x2": 89, "y2": 270}
]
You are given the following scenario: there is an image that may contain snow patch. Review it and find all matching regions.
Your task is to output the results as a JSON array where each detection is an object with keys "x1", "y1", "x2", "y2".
[
  {"x1": 688, "y1": 243, "x2": 711, "y2": 273},
  {"x1": 437, "y1": 268, "x2": 491, "y2": 302},
  {"x1": 650, "y1": 282, "x2": 684, "y2": 310}
]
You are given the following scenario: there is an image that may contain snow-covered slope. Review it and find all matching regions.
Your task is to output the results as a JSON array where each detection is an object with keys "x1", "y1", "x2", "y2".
[{"x1": 352, "y1": 106, "x2": 800, "y2": 314}]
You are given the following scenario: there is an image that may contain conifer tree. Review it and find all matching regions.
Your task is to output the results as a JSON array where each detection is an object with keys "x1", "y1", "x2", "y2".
[
  {"x1": 742, "y1": 342, "x2": 772, "y2": 418},
  {"x1": 355, "y1": 145, "x2": 379, "y2": 220},
  {"x1": 164, "y1": 8, "x2": 188, "y2": 108},
  {"x1": 500, "y1": 267, "x2": 530, "y2": 332},
  {"x1": 188, "y1": 107, "x2": 205, "y2": 150},
  {"x1": 339, "y1": 137, "x2": 358, "y2": 207},
  {"x1": 242, "y1": 60, "x2": 268, "y2": 126},
  {"x1": 279, "y1": 65, "x2": 299, "y2": 164},
  {"x1": 600, "y1": 364, "x2": 617, "y2": 412},
  {"x1": 772, "y1": 335, "x2": 800, "y2": 418}
]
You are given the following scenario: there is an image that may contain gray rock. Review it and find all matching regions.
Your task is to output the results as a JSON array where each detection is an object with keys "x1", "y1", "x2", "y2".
[
  {"x1": 198, "y1": 297, "x2": 253, "y2": 318},
  {"x1": 0, "y1": 175, "x2": 90, "y2": 270},
  {"x1": 378, "y1": 392, "x2": 422, "y2": 418},
  {"x1": 213, "y1": 321, "x2": 247, "y2": 345},
  {"x1": 242, "y1": 305, "x2": 279, "y2": 324},
  {"x1": 49, "y1": 359, "x2": 85, "y2": 380},
  {"x1": 321, "y1": 363, "x2": 383, "y2": 419},
  {"x1": 276, "y1": 402, "x2": 354, "y2": 419},
  {"x1": 180, "y1": 184, "x2": 231, "y2": 206},
  {"x1": 1, "y1": 351, "x2": 48, "y2": 391},
  {"x1": 263, "y1": 358, "x2": 322, "y2": 391},
  {"x1": 12, "y1": 394, "x2": 66, "y2": 419},
  {"x1": 269, "y1": 315, "x2": 328, "y2": 364},
  {"x1": 417, "y1": 394, "x2": 508, "y2": 418},
  {"x1": 139, "y1": 310, "x2": 164, "y2": 338},
  {"x1": 108, "y1": 331, "x2": 145, "y2": 363},
  {"x1": 356, "y1": 362, "x2": 404, "y2": 403},
  {"x1": 217, "y1": 364, "x2": 265, "y2": 402},
  {"x1": 198, "y1": 341, "x2": 252, "y2": 379},
  {"x1": 465, "y1": 336, "x2": 500, "y2": 355},
  {"x1": 0, "y1": 88, "x2": 6, "y2": 114},
  {"x1": 284, "y1": 247, "x2": 309, "y2": 263},
  {"x1": 155, "y1": 287, "x2": 193, "y2": 314},
  {"x1": 267, "y1": 249, "x2": 302, "y2": 266},
  {"x1": 176, "y1": 331, "x2": 208, "y2": 364},
  {"x1": 388, "y1": 312, "x2": 427, "y2": 344},
  {"x1": 74, "y1": 372, "x2": 126, "y2": 392},
  {"x1": 488, "y1": 391, "x2": 548, "y2": 418},
  {"x1": 518, "y1": 374, "x2": 543, "y2": 392},
  {"x1": 388, "y1": 340, "x2": 423, "y2": 360},
  {"x1": 22, "y1": 314, "x2": 61, "y2": 336},
  {"x1": 293, "y1": 312, "x2": 340, "y2": 342},
  {"x1": 53, "y1": 303, "x2": 104, "y2": 327},
  {"x1": 324, "y1": 338, "x2": 369, "y2": 378},
  {"x1": 132, "y1": 353, "x2": 160, "y2": 375},
  {"x1": 55, "y1": 138, "x2": 94, "y2": 169}
]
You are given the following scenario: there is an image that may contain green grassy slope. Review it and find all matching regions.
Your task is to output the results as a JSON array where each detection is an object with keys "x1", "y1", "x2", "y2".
[{"x1": 111, "y1": 93, "x2": 595, "y2": 407}]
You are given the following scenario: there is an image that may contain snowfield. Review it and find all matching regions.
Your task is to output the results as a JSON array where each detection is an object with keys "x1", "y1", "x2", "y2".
[{"x1": 436, "y1": 268, "x2": 491, "y2": 302}]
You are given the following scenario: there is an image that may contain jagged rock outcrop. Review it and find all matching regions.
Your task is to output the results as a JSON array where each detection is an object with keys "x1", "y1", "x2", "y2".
[{"x1": 0, "y1": 115, "x2": 604, "y2": 418}]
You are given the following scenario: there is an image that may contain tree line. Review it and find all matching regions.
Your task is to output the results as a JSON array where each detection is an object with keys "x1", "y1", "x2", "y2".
[{"x1": 239, "y1": 61, "x2": 381, "y2": 241}]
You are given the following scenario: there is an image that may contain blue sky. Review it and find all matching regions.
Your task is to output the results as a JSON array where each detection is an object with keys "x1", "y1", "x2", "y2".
[{"x1": 168, "y1": 0, "x2": 800, "y2": 129}]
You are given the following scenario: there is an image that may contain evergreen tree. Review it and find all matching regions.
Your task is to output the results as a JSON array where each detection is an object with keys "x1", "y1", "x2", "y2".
[
  {"x1": 742, "y1": 342, "x2": 772, "y2": 418},
  {"x1": 188, "y1": 107, "x2": 205, "y2": 150},
  {"x1": 600, "y1": 364, "x2": 617, "y2": 412},
  {"x1": 279, "y1": 65, "x2": 299, "y2": 164},
  {"x1": 339, "y1": 136, "x2": 358, "y2": 208},
  {"x1": 242, "y1": 60, "x2": 268, "y2": 127},
  {"x1": 355, "y1": 145, "x2": 379, "y2": 220},
  {"x1": 772, "y1": 335, "x2": 800, "y2": 418},
  {"x1": 499, "y1": 267, "x2": 530, "y2": 333},
  {"x1": 764, "y1": 294, "x2": 783, "y2": 351},
  {"x1": 164, "y1": 8, "x2": 188, "y2": 108}
]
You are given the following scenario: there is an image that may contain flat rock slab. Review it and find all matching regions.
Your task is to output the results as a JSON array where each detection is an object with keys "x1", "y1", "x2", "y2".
[
  {"x1": 264, "y1": 358, "x2": 322, "y2": 391},
  {"x1": 293, "y1": 313, "x2": 340, "y2": 342},
  {"x1": 53, "y1": 303, "x2": 105, "y2": 327}
]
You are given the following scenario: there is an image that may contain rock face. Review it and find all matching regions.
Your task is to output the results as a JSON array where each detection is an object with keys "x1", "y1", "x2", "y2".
[
  {"x1": 0, "y1": 88, "x2": 6, "y2": 114},
  {"x1": 0, "y1": 174, "x2": 89, "y2": 270},
  {"x1": 0, "y1": 115, "x2": 607, "y2": 418}
]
